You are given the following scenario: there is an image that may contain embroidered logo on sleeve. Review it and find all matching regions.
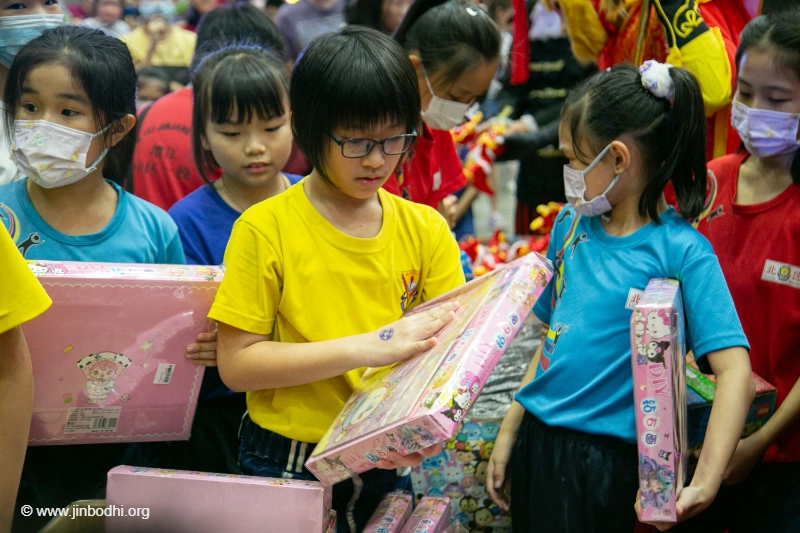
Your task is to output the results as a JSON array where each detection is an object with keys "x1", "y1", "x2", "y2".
[{"x1": 762, "y1": 260, "x2": 800, "y2": 289}]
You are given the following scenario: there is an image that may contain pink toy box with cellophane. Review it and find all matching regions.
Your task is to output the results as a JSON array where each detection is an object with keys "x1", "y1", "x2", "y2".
[
  {"x1": 21, "y1": 260, "x2": 221, "y2": 445},
  {"x1": 631, "y1": 278, "x2": 687, "y2": 523},
  {"x1": 399, "y1": 497, "x2": 451, "y2": 533},
  {"x1": 306, "y1": 253, "x2": 553, "y2": 485},
  {"x1": 364, "y1": 491, "x2": 414, "y2": 532},
  {"x1": 106, "y1": 466, "x2": 332, "y2": 533}
]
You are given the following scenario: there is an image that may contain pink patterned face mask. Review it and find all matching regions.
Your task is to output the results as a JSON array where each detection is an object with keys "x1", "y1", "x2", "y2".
[{"x1": 731, "y1": 100, "x2": 800, "y2": 158}]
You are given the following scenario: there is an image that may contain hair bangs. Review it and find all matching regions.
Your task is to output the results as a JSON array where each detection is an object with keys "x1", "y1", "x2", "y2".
[{"x1": 207, "y1": 56, "x2": 288, "y2": 126}]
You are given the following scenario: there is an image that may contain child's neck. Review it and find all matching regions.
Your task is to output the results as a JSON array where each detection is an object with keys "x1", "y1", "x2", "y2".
[
  {"x1": 601, "y1": 193, "x2": 667, "y2": 237},
  {"x1": 737, "y1": 152, "x2": 794, "y2": 205},
  {"x1": 304, "y1": 170, "x2": 384, "y2": 239},
  {"x1": 26, "y1": 171, "x2": 118, "y2": 237},
  {"x1": 215, "y1": 172, "x2": 288, "y2": 213}
]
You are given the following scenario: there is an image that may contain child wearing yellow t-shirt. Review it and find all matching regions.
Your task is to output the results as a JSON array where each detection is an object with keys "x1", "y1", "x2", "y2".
[
  {"x1": 0, "y1": 230, "x2": 51, "y2": 531},
  {"x1": 209, "y1": 27, "x2": 465, "y2": 533}
]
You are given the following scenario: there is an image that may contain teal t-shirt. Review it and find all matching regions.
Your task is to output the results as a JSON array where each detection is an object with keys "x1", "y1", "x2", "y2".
[{"x1": 0, "y1": 178, "x2": 184, "y2": 264}]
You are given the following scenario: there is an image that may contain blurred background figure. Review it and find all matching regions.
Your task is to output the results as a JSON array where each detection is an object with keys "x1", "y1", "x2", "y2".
[
  {"x1": 179, "y1": 0, "x2": 218, "y2": 31},
  {"x1": 81, "y1": 0, "x2": 132, "y2": 37},
  {"x1": 136, "y1": 65, "x2": 171, "y2": 108},
  {"x1": 275, "y1": 0, "x2": 344, "y2": 62},
  {"x1": 67, "y1": 0, "x2": 94, "y2": 20},
  {"x1": 346, "y1": 0, "x2": 412, "y2": 34},
  {"x1": 122, "y1": 1, "x2": 196, "y2": 85},
  {"x1": 265, "y1": 0, "x2": 285, "y2": 20}
]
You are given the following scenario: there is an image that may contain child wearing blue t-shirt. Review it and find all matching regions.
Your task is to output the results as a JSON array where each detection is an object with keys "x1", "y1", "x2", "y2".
[
  {"x1": 486, "y1": 62, "x2": 756, "y2": 533},
  {"x1": 0, "y1": 27, "x2": 216, "y2": 531},
  {"x1": 168, "y1": 44, "x2": 300, "y2": 266}
]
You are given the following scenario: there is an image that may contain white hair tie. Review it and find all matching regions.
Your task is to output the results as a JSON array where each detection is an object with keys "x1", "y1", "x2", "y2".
[{"x1": 639, "y1": 60, "x2": 675, "y2": 101}]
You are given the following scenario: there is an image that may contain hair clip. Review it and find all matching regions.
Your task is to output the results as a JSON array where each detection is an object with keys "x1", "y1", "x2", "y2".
[
  {"x1": 639, "y1": 60, "x2": 674, "y2": 101},
  {"x1": 466, "y1": 6, "x2": 479, "y2": 16}
]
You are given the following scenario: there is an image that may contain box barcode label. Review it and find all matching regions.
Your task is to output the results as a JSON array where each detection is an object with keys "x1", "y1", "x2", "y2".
[
  {"x1": 153, "y1": 363, "x2": 175, "y2": 385},
  {"x1": 64, "y1": 407, "x2": 121, "y2": 434}
]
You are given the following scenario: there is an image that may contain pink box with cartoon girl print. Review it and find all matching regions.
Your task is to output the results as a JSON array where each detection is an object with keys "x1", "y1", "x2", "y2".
[
  {"x1": 631, "y1": 278, "x2": 687, "y2": 523},
  {"x1": 399, "y1": 497, "x2": 451, "y2": 533},
  {"x1": 364, "y1": 491, "x2": 414, "y2": 532},
  {"x1": 21, "y1": 260, "x2": 221, "y2": 445},
  {"x1": 306, "y1": 253, "x2": 553, "y2": 485},
  {"x1": 106, "y1": 466, "x2": 332, "y2": 533}
]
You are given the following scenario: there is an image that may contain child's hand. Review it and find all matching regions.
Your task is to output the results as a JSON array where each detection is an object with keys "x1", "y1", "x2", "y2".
[
  {"x1": 186, "y1": 324, "x2": 218, "y2": 367},
  {"x1": 437, "y1": 196, "x2": 458, "y2": 229},
  {"x1": 486, "y1": 429, "x2": 515, "y2": 511},
  {"x1": 694, "y1": 436, "x2": 764, "y2": 486},
  {"x1": 635, "y1": 484, "x2": 714, "y2": 531},
  {"x1": 375, "y1": 443, "x2": 443, "y2": 470},
  {"x1": 361, "y1": 302, "x2": 459, "y2": 368}
]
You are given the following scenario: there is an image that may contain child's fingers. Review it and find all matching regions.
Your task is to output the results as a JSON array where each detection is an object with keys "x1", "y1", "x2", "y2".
[
  {"x1": 195, "y1": 330, "x2": 217, "y2": 343},
  {"x1": 191, "y1": 358, "x2": 218, "y2": 368},
  {"x1": 186, "y1": 342, "x2": 217, "y2": 355},
  {"x1": 418, "y1": 442, "x2": 442, "y2": 458}
]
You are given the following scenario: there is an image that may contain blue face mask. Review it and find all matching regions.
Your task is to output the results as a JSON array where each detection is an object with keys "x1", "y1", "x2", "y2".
[
  {"x1": 138, "y1": 1, "x2": 177, "y2": 19},
  {"x1": 0, "y1": 14, "x2": 63, "y2": 68}
]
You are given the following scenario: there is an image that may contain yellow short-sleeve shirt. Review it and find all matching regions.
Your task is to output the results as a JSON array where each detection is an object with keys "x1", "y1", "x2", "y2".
[
  {"x1": 208, "y1": 180, "x2": 465, "y2": 443},
  {"x1": 122, "y1": 26, "x2": 196, "y2": 67},
  {"x1": 0, "y1": 230, "x2": 51, "y2": 334}
]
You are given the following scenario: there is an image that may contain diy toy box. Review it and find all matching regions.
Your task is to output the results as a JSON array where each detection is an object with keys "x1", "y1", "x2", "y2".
[
  {"x1": 106, "y1": 466, "x2": 332, "y2": 533},
  {"x1": 631, "y1": 279, "x2": 687, "y2": 523},
  {"x1": 22, "y1": 261, "x2": 220, "y2": 445},
  {"x1": 400, "y1": 497, "x2": 451, "y2": 533},
  {"x1": 306, "y1": 253, "x2": 552, "y2": 485},
  {"x1": 364, "y1": 491, "x2": 413, "y2": 532}
]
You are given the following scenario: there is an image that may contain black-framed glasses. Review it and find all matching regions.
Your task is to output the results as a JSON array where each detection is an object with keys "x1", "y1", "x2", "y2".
[{"x1": 325, "y1": 129, "x2": 417, "y2": 158}]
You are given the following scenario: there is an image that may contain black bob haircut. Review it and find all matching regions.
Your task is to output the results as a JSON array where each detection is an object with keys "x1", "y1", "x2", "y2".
[
  {"x1": 194, "y1": 2, "x2": 287, "y2": 67},
  {"x1": 191, "y1": 44, "x2": 289, "y2": 182},
  {"x1": 4, "y1": 26, "x2": 137, "y2": 184},
  {"x1": 735, "y1": 8, "x2": 800, "y2": 184},
  {"x1": 561, "y1": 63, "x2": 707, "y2": 222},
  {"x1": 393, "y1": 0, "x2": 500, "y2": 85},
  {"x1": 291, "y1": 26, "x2": 421, "y2": 182}
]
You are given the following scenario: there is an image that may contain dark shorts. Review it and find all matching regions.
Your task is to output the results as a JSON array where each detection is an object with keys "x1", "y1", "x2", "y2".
[
  {"x1": 510, "y1": 411, "x2": 639, "y2": 533},
  {"x1": 238, "y1": 414, "x2": 411, "y2": 533},
  {"x1": 672, "y1": 461, "x2": 800, "y2": 533}
]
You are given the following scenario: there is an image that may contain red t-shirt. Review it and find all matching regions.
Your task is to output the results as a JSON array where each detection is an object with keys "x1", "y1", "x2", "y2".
[
  {"x1": 132, "y1": 88, "x2": 206, "y2": 211},
  {"x1": 697, "y1": 152, "x2": 800, "y2": 464},
  {"x1": 382, "y1": 124, "x2": 467, "y2": 209}
]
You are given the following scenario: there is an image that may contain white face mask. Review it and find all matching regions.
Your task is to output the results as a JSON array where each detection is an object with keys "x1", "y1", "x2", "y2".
[
  {"x1": 563, "y1": 144, "x2": 620, "y2": 217},
  {"x1": 11, "y1": 120, "x2": 112, "y2": 189},
  {"x1": 731, "y1": 99, "x2": 800, "y2": 158},
  {"x1": 420, "y1": 67, "x2": 471, "y2": 131}
]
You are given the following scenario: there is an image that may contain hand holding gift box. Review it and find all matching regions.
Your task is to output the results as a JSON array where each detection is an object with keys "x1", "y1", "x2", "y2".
[
  {"x1": 22, "y1": 261, "x2": 221, "y2": 445},
  {"x1": 306, "y1": 253, "x2": 553, "y2": 485}
]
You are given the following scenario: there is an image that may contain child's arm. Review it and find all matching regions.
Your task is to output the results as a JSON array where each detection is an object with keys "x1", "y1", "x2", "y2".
[
  {"x1": 723, "y1": 375, "x2": 800, "y2": 484},
  {"x1": 217, "y1": 302, "x2": 458, "y2": 392},
  {"x1": 0, "y1": 327, "x2": 34, "y2": 532},
  {"x1": 487, "y1": 331, "x2": 545, "y2": 511},
  {"x1": 643, "y1": 346, "x2": 754, "y2": 530}
]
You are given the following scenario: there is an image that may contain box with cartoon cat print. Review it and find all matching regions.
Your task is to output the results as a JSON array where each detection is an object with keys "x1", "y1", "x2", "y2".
[
  {"x1": 631, "y1": 278, "x2": 687, "y2": 523},
  {"x1": 306, "y1": 253, "x2": 553, "y2": 485},
  {"x1": 22, "y1": 260, "x2": 221, "y2": 445}
]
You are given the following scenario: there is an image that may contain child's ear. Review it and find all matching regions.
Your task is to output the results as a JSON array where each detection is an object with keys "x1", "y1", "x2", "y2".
[
  {"x1": 201, "y1": 134, "x2": 211, "y2": 151},
  {"x1": 609, "y1": 140, "x2": 631, "y2": 175},
  {"x1": 108, "y1": 114, "x2": 137, "y2": 147}
]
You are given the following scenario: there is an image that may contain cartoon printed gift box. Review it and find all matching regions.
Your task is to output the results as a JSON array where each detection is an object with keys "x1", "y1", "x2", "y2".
[
  {"x1": 106, "y1": 466, "x2": 332, "y2": 533},
  {"x1": 22, "y1": 261, "x2": 221, "y2": 445},
  {"x1": 631, "y1": 278, "x2": 688, "y2": 523},
  {"x1": 399, "y1": 497, "x2": 451, "y2": 533},
  {"x1": 307, "y1": 253, "x2": 553, "y2": 485},
  {"x1": 364, "y1": 491, "x2": 414, "y2": 532}
]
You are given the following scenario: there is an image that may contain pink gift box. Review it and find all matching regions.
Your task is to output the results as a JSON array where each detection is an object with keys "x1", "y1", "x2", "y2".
[
  {"x1": 631, "y1": 279, "x2": 687, "y2": 523},
  {"x1": 399, "y1": 497, "x2": 450, "y2": 533},
  {"x1": 307, "y1": 253, "x2": 552, "y2": 485},
  {"x1": 364, "y1": 491, "x2": 414, "y2": 532},
  {"x1": 106, "y1": 466, "x2": 332, "y2": 533},
  {"x1": 22, "y1": 261, "x2": 221, "y2": 445}
]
